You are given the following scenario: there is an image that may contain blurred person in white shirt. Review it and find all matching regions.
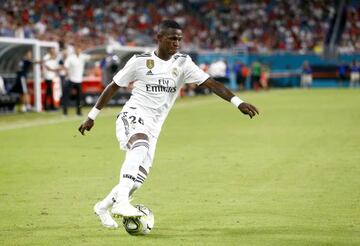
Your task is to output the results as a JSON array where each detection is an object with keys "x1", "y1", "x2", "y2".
[
  {"x1": 43, "y1": 48, "x2": 60, "y2": 111},
  {"x1": 208, "y1": 59, "x2": 228, "y2": 84},
  {"x1": 63, "y1": 45, "x2": 91, "y2": 116}
]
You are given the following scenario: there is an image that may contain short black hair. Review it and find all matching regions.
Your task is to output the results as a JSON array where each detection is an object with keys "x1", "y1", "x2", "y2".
[{"x1": 158, "y1": 20, "x2": 182, "y2": 32}]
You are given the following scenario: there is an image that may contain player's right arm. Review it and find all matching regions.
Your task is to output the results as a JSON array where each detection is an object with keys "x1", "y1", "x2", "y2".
[
  {"x1": 78, "y1": 81, "x2": 120, "y2": 135},
  {"x1": 78, "y1": 55, "x2": 137, "y2": 136}
]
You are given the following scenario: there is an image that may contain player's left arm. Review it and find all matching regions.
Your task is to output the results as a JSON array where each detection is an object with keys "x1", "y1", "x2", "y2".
[{"x1": 201, "y1": 78, "x2": 259, "y2": 118}]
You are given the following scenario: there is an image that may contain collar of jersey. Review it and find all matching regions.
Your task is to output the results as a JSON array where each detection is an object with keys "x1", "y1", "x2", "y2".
[{"x1": 152, "y1": 50, "x2": 175, "y2": 63}]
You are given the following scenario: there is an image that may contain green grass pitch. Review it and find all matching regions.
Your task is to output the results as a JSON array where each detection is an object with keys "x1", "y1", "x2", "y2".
[{"x1": 0, "y1": 89, "x2": 359, "y2": 245}]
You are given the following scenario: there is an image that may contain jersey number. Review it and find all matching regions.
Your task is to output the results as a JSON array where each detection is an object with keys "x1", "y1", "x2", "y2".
[{"x1": 129, "y1": 116, "x2": 144, "y2": 125}]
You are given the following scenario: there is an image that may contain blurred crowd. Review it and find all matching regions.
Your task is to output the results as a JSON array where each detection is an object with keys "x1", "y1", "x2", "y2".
[
  {"x1": 0, "y1": 0, "x2": 359, "y2": 53},
  {"x1": 195, "y1": 0, "x2": 333, "y2": 53},
  {"x1": 181, "y1": 58, "x2": 271, "y2": 97},
  {"x1": 339, "y1": 4, "x2": 360, "y2": 53}
]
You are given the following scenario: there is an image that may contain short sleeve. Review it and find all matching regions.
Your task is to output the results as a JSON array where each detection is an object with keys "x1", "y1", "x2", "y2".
[
  {"x1": 81, "y1": 53, "x2": 91, "y2": 62},
  {"x1": 43, "y1": 54, "x2": 50, "y2": 61},
  {"x1": 64, "y1": 56, "x2": 71, "y2": 69},
  {"x1": 183, "y1": 56, "x2": 210, "y2": 85},
  {"x1": 113, "y1": 55, "x2": 137, "y2": 87}
]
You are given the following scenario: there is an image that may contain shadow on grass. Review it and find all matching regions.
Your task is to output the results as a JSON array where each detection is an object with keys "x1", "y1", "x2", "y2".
[
  {"x1": 10, "y1": 224, "x2": 358, "y2": 245},
  {"x1": 147, "y1": 225, "x2": 360, "y2": 244}
]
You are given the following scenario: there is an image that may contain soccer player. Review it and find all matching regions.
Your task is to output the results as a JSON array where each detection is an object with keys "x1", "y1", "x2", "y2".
[{"x1": 78, "y1": 20, "x2": 259, "y2": 228}]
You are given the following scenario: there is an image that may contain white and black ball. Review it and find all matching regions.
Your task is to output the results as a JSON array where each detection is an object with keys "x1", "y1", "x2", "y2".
[{"x1": 122, "y1": 204, "x2": 154, "y2": 235}]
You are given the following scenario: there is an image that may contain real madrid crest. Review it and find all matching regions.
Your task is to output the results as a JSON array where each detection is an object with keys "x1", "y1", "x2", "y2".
[
  {"x1": 172, "y1": 67, "x2": 179, "y2": 78},
  {"x1": 146, "y1": 59, "x2": 154, "y2": 69}
]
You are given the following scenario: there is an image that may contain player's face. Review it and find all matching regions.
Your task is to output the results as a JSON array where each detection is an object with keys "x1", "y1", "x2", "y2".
[
  {"x1": 158, "y1": 28, "x2": 183, "y2": 55},
  {"x1": 50, "y1": 48, "x2": 56, "y2": 57},
  {"x1": 75, "y1": 46, "x2": 82, "y2": 55},
  {"x1": 25, "y1": 51, "x2": 32, "y2": 60}
]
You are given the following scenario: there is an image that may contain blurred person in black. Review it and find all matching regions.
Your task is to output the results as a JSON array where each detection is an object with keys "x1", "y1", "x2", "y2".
[
  {"x1": 11, "y1": 50, "x2": 39, "y2": 112},
  {"x1": 251, "y1": 61, "x2": 262, "y2": 90},
  {"x1": 234, "y1": 61, "x2": 246, "y2": 90},
  {"x1": 57, "y1": 40, "x2": 68, "y2": 110},
  {"x1": 337, "y1": 62, "x2": 348, "y2": 87}
]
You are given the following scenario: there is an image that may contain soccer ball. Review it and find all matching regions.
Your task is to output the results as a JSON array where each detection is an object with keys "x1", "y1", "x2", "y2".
[{"x1": 122, "y1": 204, "x2": 154, "y2": 235}]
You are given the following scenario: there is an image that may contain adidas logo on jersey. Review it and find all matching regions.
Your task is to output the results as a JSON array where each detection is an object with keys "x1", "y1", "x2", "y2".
[{"x1": 146, "y1": 70, "x2": 154, "y2": 75}]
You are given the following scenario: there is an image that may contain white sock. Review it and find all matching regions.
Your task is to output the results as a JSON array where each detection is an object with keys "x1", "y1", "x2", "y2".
[
  {"x1": 129, "y1": 179, "x2": 144, "y2": 198},
  {"x1": 129, "y1": 165, "x2": 149, "y2": 198},
  {"x1": 98, "y1": 143, "x2": 149, "y2": 209},
  {"x1": 113, "y1": 141, "x2": 149, "y2": 204},
  {"x1": 98, "y1": 184, "x2": 120, "y2": 210}
]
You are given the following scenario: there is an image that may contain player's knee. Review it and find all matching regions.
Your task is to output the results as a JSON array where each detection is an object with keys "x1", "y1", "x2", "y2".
[
  {"x1": 127, "y1": 133, "x2": 148, "y2": 150},
  {"x1": 121, "y1": 140, "x2": 150, "y2": 180},
  {"x1": 130, "y1": 139, "x2": 149, "y2": 151},
  {"x1": 127, "y1": 139, "x2": 149, "y2": 163}
]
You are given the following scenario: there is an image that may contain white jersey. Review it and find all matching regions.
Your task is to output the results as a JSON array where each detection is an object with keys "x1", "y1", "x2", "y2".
[
  {"x1": 43, "y1": 54, "x2": 59, "y2": 80},
  {"x1": 113, "y1": 51, "x2": 209, "y2": 137},
  {"x1": 64, "y1": 53, "x2": 91, "y2": 83}
]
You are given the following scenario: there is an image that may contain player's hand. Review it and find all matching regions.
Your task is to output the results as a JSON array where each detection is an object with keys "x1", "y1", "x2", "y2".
[
  {"x1": 238, "y1": 102, "x2": 259, "y2": 119},
  {"x1": 78, "y1": 118, "x2": 94, "y2": 135}
]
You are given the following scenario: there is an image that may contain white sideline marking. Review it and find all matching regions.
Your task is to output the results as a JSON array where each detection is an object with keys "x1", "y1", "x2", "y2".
[
  {"x1": 0, "y1": 112, "x2": 114, "y2": 132},
  {"x1": 0, "y1": 115, "x2": 85, "y2": 131},
  {"x1": 0, "y1": 98, "x2": 218, "y2": 132}
]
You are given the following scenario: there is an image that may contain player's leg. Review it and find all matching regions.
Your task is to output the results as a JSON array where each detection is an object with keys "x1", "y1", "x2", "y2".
[
  {"x1": 75, "y1": 83, "x2": 82, "y2": 115},
  {"x1": 62, "y1": 80, "x2": 70, "y2": 115},
  {"x1": 19, "y1": 76, "x2": 27, "y2": 112},
  {"x1": 94, "y1": 133, "x2": 149, "y2": 227},
  {"x1": 95, "y1": 137, "x2": 153, "y2": 209},
  {"x1": 93, "y1": 200, "x2": 118, "y2": 228},
  {"x1": 49, "y1": 80, "x2": 55, "y2": 109},
  {"x1": 129, "y1": 165, "x2": 149, "y2": 199},
  {"x1": 21, "y1": 77, "x2": 32, "y2": 111},
  {"x1": 308, "y1": 76, "x2": 312, "y2": 88},
  {"x1": 44, "y1": 80, "x2": 51, "y2": 110},
  {"x1": 129, "y1": 136, "x2": 158, "y2": 198},
  {"x1": 301, "y1": 75, "x2": 305, "y2": 88},
  {"x1": 111, "y1": 133, "x2": 149, "y2": 217},
  {"x1": 95, "y1": 134, "x2": 149, "y2": 207},
  {"x1": 95, "y1": 109, "x2": 151, "y2": 228}
]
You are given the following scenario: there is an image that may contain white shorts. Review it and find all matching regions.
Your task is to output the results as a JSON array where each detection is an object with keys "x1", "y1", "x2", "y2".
[
  {"x1": 301, "y1": 74, "x2": 312, "y2": 85},
  {"x1": 21, "y1": 76, "x2": 28, "y2": 94},
  {"x1": 115, "y1": 106, "x2": 158, "y2": 170},
  {"x1": 350, "y1": 72, "x2": 359, "y2": 82}
]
